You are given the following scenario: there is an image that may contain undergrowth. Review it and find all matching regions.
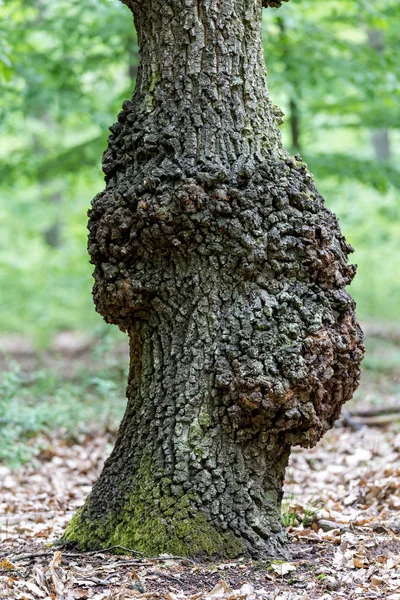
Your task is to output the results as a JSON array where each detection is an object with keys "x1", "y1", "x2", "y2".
[
  {"x1": 0, "y1": 346, "x2": 126, "y2": 467},
  {"x1": 281, "y1": 494, "x2": 323, "y2": 528},
  {"x1": 1, "y1": 331, "x2": 399, "y2": 470}
]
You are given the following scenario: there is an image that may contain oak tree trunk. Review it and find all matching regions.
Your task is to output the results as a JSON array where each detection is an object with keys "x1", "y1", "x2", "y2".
[{"x1": 63, "y1": 0, "x2": 363, "y2": 558}]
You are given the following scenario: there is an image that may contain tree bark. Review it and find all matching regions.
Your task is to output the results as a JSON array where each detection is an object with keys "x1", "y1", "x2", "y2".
[{"x1": 63, "y1": 0, "x2": 363, "y2": 558}]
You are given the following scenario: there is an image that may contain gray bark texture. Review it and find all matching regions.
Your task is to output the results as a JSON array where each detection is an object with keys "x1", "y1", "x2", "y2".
[{"x1": 63, "y1": 0, "x2": 364, "y2": 558}]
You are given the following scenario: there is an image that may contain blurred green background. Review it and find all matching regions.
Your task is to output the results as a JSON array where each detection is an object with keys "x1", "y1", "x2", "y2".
[
  {"x1": 0, "y1": 0, "x2": 399, "y2": 464},
  {"x1": 0, "y1": 0, "x2": 399, "y2": 341}
]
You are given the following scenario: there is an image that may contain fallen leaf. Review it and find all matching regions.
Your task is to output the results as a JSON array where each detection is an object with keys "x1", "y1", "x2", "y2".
[
  {"x1": 22, "y1": 580, "x2": 46, "y2": 598},
  {"x1": 208, "y1": 580, "x2": 232, "y2": 597},
  {"x1": 353, "y1": 557, "x2": 368, "y2": 569},
  {"x1": 371, "y1": 575, "x2": 386, "y2": 587},
  {"x1": 271, "y1": 562, "x2": 296, "y2": 576}
]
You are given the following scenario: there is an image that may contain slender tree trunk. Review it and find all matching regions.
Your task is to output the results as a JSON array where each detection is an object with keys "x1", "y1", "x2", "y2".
[
  {"x1": 367, "y1": 28, "x2": 390, "y2": 161},
  {"x1": 127, "y1": 32, "x2": 138, "y2": 82},
  {"x1": 63, "y1": 0, "x2": 363, "y2": 558},
  {"x1": 371, "y1": 128, "x2": 390, "y2": 161},
  {"x1": 277, "y1": 17, "x2": 301, "y2": 152},
  {"x1": 33, "y1": 0, "x2": 63, "y2": 248},
  {"x1": 289, "y1": 97, "x2": 301, "y2": 152},
  {"x1": 33, "y1": 123, "x2": 63, "y2": 249}
]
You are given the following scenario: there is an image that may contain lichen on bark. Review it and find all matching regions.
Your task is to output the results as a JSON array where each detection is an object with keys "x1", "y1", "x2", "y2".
[{"x1": 63, "y1": 0, "x2": 364, "y2": 558}]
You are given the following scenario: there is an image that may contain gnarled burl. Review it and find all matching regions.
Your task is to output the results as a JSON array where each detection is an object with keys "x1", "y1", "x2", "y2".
[{"x1": 63, "y1": 0, "x2": 364, "y2": 557}]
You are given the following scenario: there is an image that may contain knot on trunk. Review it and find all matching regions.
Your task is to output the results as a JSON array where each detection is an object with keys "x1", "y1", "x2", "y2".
[
  {"x1": 216, "y1": 304, "x2": 362, "y2": 447},
  {"x1": 88, "y1": 159, "x2": 364, "y2": 449}
]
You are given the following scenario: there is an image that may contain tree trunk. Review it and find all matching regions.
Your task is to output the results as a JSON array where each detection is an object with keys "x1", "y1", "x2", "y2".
[
  {"x1": 63, "y1": 0, "x2": 363, "y2": 558},
  {"x1": 367, "y1": 27, "x2": 390, "y2": 161},
  {"x1": 277, "y1": 17, "x2": 301, "y2": 152}
]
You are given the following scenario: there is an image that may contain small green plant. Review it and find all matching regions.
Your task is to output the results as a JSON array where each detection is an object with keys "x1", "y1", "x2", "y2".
[
  {"x1": 302, "y1": 496, "x2": 324, "y2": 527},
  {"x1": 281, "y1": 493, "x2": 323, "y2": 528},
  {"x1": 281, "y1": 493, "x2": 299, "y2": 527},
  {"x1": 0, "y1": 359, "x2": 29, "y2": 465},
  {"x1": 0, "y1": 355, "x2": 126, "y2": 467}
]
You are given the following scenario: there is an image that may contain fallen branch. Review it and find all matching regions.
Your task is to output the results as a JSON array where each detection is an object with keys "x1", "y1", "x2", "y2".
[
  {"x1": 6, "y1": 547, "x2": 196, "y2": 566},
  {"x1": 340, "y1": 408, "x2": 400, "y2": 428},
  {"x1": 7, "y1": 545, "x2": 142, "y2": 563},
  {"x1": 349, "y1": 406, "x2": 400, "y2": 418},
  {"x1": 352, "y1": 414, "x2": 400, "y2": 427}
]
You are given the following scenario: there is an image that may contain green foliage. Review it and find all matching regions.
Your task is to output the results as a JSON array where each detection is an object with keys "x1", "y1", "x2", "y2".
[
  {"x1": 0, "y1": 353, "x2": 127, "y2": 466},
  {"x1": 281, "y1": 495, "x2": 298, "y2": 528},
  {"x1": 0, "y1": 0, "x2": 399, "y2": 342},
  {"x1": 281, "y1": 493, "x2": 322, "y2": 528},
  {"x1": 0, "y1": 0, "x2": 136, "y2": 342},
  {"x1": 307, "y1": 153, "x2": 400, "y2": 194},
  {"x1": 263, "y1": 0, "x2": 400, "y2": 322},
  {"x1": 359, "y1": 335, "x2": 400, "y2": 375},
  {"x1": 0, "y1": 361, "x2": 30, "y2": 465}
]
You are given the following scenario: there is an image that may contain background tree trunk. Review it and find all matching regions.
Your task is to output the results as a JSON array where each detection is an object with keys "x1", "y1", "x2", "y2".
[
  {"x1": 367, "y1": 27, "x2": 391, "y2": 161},
  {"x1": 63, "y1": 0, "x2": 363, "y2": 558}
]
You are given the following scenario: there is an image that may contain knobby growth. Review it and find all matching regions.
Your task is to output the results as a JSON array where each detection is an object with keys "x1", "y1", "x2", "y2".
[{"x1": 63, "y1": 0, "x2": 363, "y2": 557}]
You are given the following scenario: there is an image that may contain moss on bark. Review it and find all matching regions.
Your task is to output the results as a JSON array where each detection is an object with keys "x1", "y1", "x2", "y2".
[{"x1": 63, "y1": 464, "x2": 244, "y2": 557}]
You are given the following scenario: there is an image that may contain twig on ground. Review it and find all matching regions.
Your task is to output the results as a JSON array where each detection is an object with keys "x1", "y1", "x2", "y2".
[
  {"x1": 6, "y1": 547, "x2": 196, "y2": 566},
  {"x1": 76, "y1": 576, "x2": 111, "y2": 585},
  {"x1": 350, "y1": 406, "x2": 400, "y2": 417},
  {"x1": 5, "y1": 552, "x2": 54, "y2": 563},
  {"x1": 7, "y1": 545, "x2": 143, "y2": 563},
  {"x1": 68, "y1": 544, "x2": 144, "y2": 556},
  {"x1": 353, "y1": 414, "x2": 400, "y2": 426}
]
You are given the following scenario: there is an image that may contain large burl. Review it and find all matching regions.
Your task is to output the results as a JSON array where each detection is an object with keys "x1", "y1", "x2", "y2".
[{"x1": 64, "y1": 0, "x2": 364, "y2": 557}]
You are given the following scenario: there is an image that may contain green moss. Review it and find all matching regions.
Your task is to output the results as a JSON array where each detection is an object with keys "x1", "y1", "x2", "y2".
[
  {"x1": 62, "y1": 462, "x2": 244, "y2": 558},
  {"x1": 63, "y1": 504, "x2": 112, "y2": 551},
  {"x1": 146, "y1": 65, "x2": 160, "y2": 111},
  {"x1": 109, "y1": 500, "x2": 243, "y2": 557},
  {"x1": 198, "y1": 406, "x2": 212, "y2": 428}
]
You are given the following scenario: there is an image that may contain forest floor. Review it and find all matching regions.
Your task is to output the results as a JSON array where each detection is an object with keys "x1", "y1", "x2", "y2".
[{"x1": 0, "y1": 324, "x2": 400, "y2": 600}]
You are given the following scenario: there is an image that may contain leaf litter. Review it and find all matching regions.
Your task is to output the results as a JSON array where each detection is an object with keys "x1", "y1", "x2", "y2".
[
  {"x1": 1, "y1": 328, "x2": 400, "y2": 599},
  {"x1": 0, "y1": 422, "x2": 399, "y2": 599}
]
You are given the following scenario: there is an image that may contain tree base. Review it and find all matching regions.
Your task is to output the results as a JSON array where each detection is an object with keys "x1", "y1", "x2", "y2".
[
  {"x1": 62, "y1": 457, "x2": 289, "y2": 559},
  {"x1": 62, "y1": 510, "x2": 287, "y2": 559},
  {"x1": 63, "y1": 506, "x2": 246, "y2": 558}
]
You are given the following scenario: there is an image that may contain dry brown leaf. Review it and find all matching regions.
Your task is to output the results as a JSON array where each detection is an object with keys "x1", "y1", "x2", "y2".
[
  {"x1": 371, "y1": 575, "x2": 386, "y2": 587},
  {"x1": 0, "y1": 560, "x2": 15, "y2": 571},
  {"x1": 49, "y1": 550, "x2": 62, "y2": 569},
  {"x1": 32, "y1": 565, "x2": 50, "y2": 596},
  {"x1": 71, "y1": 590, "x2": 90, "y2": 599},
  {"x1": 130, "y1": 568, "x2": 140, "y2": 580},
  {"x1": 353, "y1": 557, "x2": 368, "y2": 569},
  {"x1": 208, "y1": 580, "x2": 232, "y2": 597},
  {"x1": 47, "y1": 550, "x2": 65, "y2": 597},
  {"x1": 165, "y1": 593, "x2": 186, "y2": 600},
  {"x1": 385, "y1": 557, "x2": 400, "y2": 570},
  {"x1": 239, "y1": 583, "x2": 254, "y2": 595}
]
